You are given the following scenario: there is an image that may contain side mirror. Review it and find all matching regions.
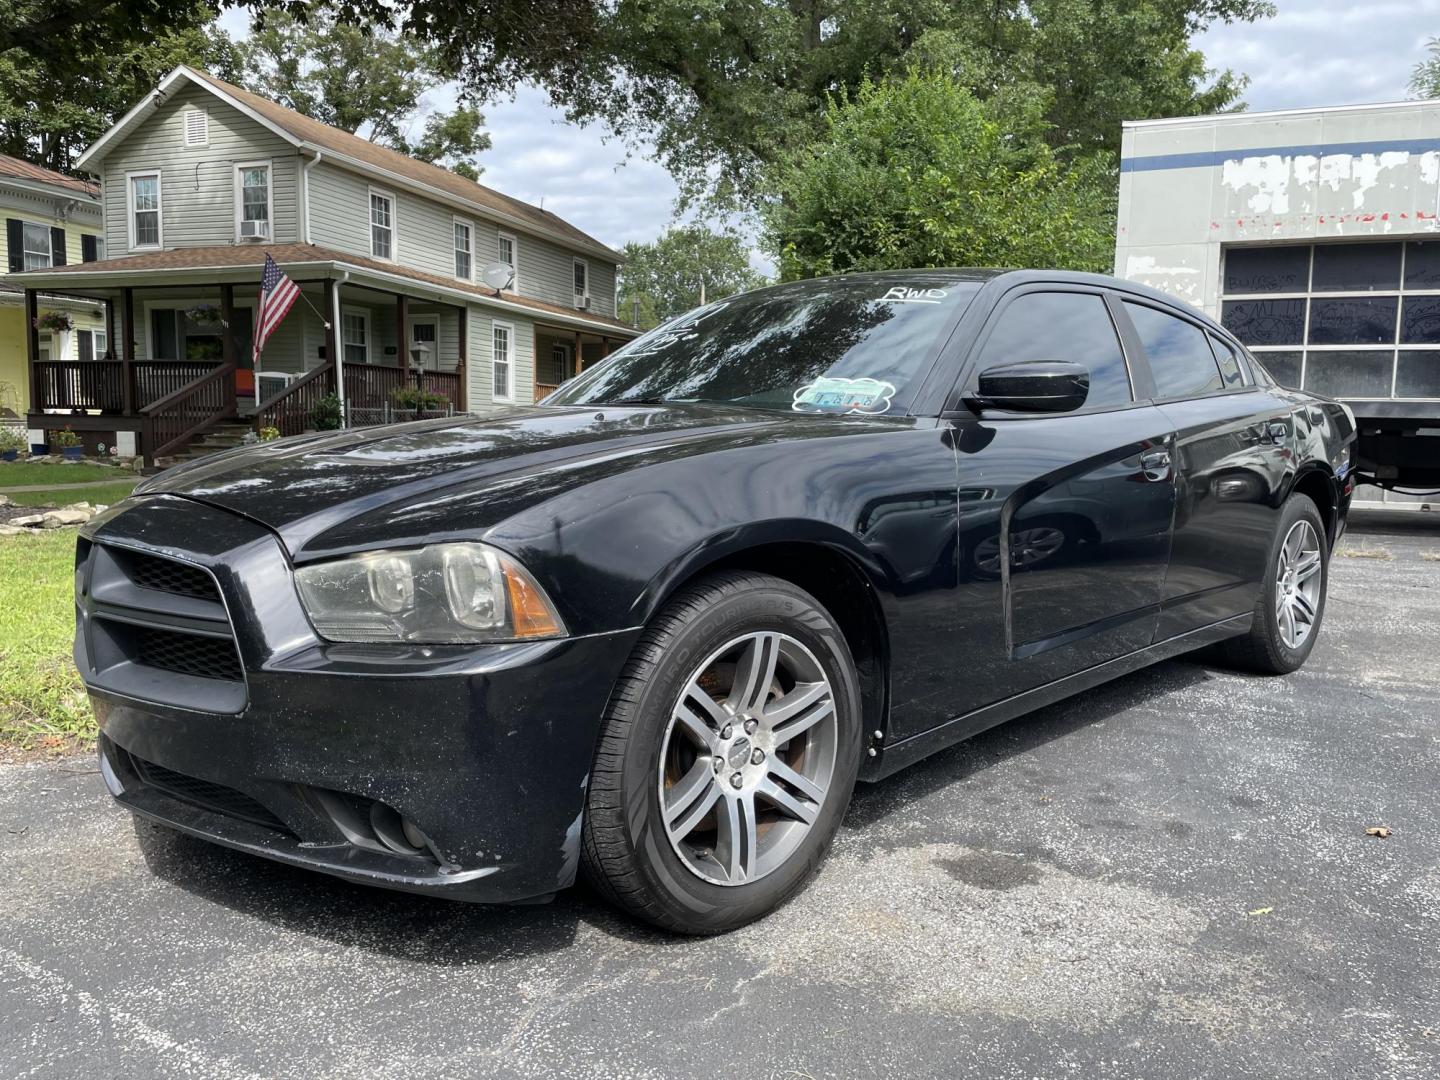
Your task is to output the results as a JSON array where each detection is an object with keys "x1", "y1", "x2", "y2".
[{"x1": 967, "y1": 360, "x2": 1089, "y2": 414}]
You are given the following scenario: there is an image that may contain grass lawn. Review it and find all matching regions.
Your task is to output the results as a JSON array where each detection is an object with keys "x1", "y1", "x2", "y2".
[
  {"x1": 0, "y1": 461, "x2": 131, "y2": 488},
  {"x1": 0, "y1": 531, "x2": 91, "y2": 754},
  {"x1": 6, "y1": 480, "x2": 139, "y2": 508}
]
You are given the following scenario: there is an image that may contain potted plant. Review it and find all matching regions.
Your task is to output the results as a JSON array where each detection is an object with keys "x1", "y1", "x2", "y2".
[
  {"x1": 310, "y1": 394, "x2": 344, "y2": 431},
  {"x1": 390, "y1": 386, "x2": 450, "y2": 416},
  {"x1": 258, "y1": 425, "x2": 281, "y2": 442},
  {"x1": 0, "y1": 427, "x2": 25, "y2": 462},
  {"x1": 36, "y1": 310, "x2": 74, "y2": 362},
  {"x1": 183, "y1": 302, "x2": 228, "y2": 328},
  {"x1": 51, "y1": 426, "x2": 83, "y2": 460}
]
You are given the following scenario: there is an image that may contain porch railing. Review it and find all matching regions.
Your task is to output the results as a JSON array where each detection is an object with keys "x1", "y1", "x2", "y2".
[
  {"x1": 142, "y1": 361, "x2": 238, "y2": 459},
  {"x1": 345, "y1": 364, "x2": 462, "y2": 414},
  {"x1": 254, "y1": 361, "x2": 335, "y2": 438},
  {"x1": 33, "y1": 360, "x2": 226, "y2": 414}
]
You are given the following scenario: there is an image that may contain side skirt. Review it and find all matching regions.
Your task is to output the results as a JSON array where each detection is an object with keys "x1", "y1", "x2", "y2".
[{"x1": 866, "y1": 613, "x2": 1252, "y2": 780}]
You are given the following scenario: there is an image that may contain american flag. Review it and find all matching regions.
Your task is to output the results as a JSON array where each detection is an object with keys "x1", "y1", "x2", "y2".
[{"x1": 254, "y1": 253, "x2": 300, "y2": 364}]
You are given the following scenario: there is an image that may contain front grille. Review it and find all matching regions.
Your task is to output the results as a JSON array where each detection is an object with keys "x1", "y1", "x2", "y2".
[
  {"x1": 133, "y1": 625, "x2": 243, "y2": 682},
  {"x1": 118, "y1": 548, "x2": 220, "y2": 601},
  {"x1": 126, "y1": 751, "x2": 290, "y2": 834}
]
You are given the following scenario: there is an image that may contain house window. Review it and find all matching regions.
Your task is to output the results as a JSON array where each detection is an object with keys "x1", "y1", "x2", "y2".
[
  {"x1": 497, "y1": 232, "x2": 517, "y2": 289},
  {"x1": 129, "y1": 172, "x2": 161, "y2": 249},
  {"x1": 21, "y1": 222, "x2": 51, "y2": 269},
  {"x1": 370, "y1": 191, "x2": 394, "y2": 260},
  {"x1": 236, "y1": 163, "x2": 271, "y2": 239},
  {"x1": 573, "y1": 258, "x2": 588, "y2": 306},
  {"x1": 492, "y1": 322, "x2": 513, "y2": 401},
  {"x1": 342, "y1": 310, "x2": 370, "y2": 364},
  {"x1": 94, "y1": 328, "x2": 108, "y2": 359},
  {"x1": 453, "y1": 219, "x2": 472, "y2": 280},
  {"x1": 184, "y1": 108, "x2": 208, "y2": 147}
]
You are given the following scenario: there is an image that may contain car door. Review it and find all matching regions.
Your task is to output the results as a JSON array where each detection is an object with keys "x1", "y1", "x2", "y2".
[
  {"x1": 1113, "y1": 298, "x2": 1290, "y2": 641},
  {"x1": 913, "y1": 284, "x2": 1178, "y2": 732}
]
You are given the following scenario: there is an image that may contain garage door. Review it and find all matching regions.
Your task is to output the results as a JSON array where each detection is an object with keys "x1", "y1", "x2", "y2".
[{"x1": 1219, "y1": 241, "x2": 1440, "y2": 400}]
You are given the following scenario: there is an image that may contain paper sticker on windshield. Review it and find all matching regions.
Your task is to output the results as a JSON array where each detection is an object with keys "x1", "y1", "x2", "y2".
[{"x1": 793, "y1": 377, "x2": 897, "y2": 414}]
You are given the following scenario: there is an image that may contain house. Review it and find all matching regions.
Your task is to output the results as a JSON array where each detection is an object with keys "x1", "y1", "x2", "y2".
[
  {"x1": 5, "y1": 66, "x2": 640, "y2": 462},
  {"x1": 0, "y1": 154, "x2": 107, "y2": 425}
]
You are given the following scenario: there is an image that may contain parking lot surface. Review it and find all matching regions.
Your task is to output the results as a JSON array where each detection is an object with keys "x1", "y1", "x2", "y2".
[{"x1": 2, "y1": 510, "x2": 1438, "y2": 1079}]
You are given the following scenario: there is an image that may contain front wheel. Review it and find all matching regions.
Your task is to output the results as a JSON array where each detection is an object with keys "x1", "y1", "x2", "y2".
[
  {"x1": 1218, "y1": 492, "x2": 1329, "y2": 674},
  {"x1": 581, "y1": 571, "x2": 862, "y2": 934}
]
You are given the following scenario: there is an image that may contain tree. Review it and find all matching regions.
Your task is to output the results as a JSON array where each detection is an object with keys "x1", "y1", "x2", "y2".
[
  {"x1": 0, "y1": 1, "x2": 241, "y2": 172},
  {"x1": 1411, "y1": 38, "x2": 1440, "y2": 99},
  {"x1": 618, "y1": 226, "x2": 767, "y2": 329},
  {"x1": 240, "y1": 6, "x2": 491, "y2": 177},
  {"x1": 761, "y1": 73, "x2": 1116, "y2": 280},
  {"x1": 326, "y1": 0, "x2": 1271, "y2": 208}
]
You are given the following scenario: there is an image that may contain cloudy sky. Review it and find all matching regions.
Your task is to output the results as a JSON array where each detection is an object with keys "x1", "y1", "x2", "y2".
[{"x1": 222, "y1": 3, "x2": 1440, "y2": 262}]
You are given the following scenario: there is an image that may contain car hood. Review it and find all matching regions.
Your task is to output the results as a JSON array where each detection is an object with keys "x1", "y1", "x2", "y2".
[{"x1": 137, "y1": 404, "x2": 799, "y2": 554}]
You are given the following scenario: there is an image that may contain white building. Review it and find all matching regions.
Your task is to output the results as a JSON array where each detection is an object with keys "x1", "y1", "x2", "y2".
[{"x1": 1115, "y1": 100, "x2": 1440, "y2": 502}]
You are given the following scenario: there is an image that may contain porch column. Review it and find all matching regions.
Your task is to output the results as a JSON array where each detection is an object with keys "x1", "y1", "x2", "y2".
[
  {"x1": 574, "y1": 329, "x2": 583, "y2": 374},
  {"x1": 323, "y1": 279, "x2": 337, "y2": 380},
  {"x1": 24, "y1": 289, "x2": 39, "y2": 413},
  {"x1": 219, "y1": 284, "x2": 236, "y2": 368},
  {"x1": 104, "y1": 299, "x2": 115, "y2": 359},
  {"x1": 396, "y1": 294, "x2": 412, "y2": 385},
  {"x1": 120, "y1": 287, "x2": 135, "y2": 416},
  {"x1": 456, "y1": 305, "x2": 468, "y2": 411}
]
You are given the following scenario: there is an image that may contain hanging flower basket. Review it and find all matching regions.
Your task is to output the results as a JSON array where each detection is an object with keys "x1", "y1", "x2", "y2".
[
  {"x1": 184, "y1": 302, "x2": 228, "y2": 328},
  {"x1": 34, "y1": 311, "x2": 74, "y2": 333}
]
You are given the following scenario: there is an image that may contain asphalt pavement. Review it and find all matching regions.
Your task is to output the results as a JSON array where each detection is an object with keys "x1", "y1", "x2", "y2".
[{"x1": 2, "y1": 509, "x2": 1437, "y2": 1079}]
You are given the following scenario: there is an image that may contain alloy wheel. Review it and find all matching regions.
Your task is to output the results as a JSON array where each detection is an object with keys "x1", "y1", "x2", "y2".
[
  {"x1": 657, "y1": 631, "x2": 838, "y2": 886},
  {"x1": 1275, "y1": 519, "x2": 1323, "y2": 649}
]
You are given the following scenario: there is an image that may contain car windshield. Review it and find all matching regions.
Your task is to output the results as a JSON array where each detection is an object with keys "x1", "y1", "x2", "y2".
[{"x1": 547, "y1": 273, "x2": 984, "y2": 416}]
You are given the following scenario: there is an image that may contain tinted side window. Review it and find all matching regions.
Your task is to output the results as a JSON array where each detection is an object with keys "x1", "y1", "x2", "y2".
[
  {"x1": 1207, "y1": 333, "x2": 1246, "y2": 388},
  {"x1": 977, "y1": 292, "x2": 1132, "y2": 408},
  {"x1": 1123, "y1": 302, "x2": 1224, "y2": 398}
]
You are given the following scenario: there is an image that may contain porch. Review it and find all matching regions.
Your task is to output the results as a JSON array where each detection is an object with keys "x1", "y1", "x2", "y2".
[
  {"x1": 533, "y1": 325, "x2": 619, "y2": 401},
  {"x1": 20, "y1": 275, "x2": 466, "y2": 461}
]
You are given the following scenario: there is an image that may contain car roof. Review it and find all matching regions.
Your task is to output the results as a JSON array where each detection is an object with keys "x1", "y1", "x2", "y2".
[{"x1": 748, "y1": 267, "x2": 1230, "y2": 339}]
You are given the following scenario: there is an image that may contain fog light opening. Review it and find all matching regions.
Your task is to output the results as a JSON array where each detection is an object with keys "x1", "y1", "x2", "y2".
[{"x1": 368, "y1": 802, "x2": 434, "y2": 859}]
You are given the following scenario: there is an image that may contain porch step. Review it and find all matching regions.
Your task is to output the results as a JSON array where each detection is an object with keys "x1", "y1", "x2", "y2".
[{"x1": 150, "y1": 420, "x2": 256, "y2": 470}]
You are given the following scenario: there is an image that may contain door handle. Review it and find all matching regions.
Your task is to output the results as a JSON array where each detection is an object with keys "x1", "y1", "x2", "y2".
[{"x1": 1139, "y1": 449, "x2": 1171, "y2": 482}]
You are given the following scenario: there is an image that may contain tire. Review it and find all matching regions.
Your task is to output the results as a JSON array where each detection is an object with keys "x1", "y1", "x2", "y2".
[
  {"x1": 581, "y1": 571, "x2": 863, "y2": 934},
  {"x1": 1216, "y1": 492, "x2": 1329, "y2": 675}
]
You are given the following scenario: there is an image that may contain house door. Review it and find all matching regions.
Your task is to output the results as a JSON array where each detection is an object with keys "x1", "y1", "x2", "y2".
[{"x1": 409, "y1": 316, "x2": 439, "y2": 370}]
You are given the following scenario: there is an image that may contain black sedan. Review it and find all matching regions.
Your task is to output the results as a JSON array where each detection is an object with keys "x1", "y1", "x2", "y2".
[{"x1": 77, "y1": 269, "x2": 1356, "y2": 933}]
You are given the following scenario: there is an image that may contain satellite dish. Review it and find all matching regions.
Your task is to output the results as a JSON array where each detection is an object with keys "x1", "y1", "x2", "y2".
[{"x1": 480, "y1": 262, "x2": 514, "y2": 292}]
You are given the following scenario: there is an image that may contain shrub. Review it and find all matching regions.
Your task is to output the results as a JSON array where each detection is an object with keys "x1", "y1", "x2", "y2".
[
  {"x1": 310, "y1": 393, "x2": 344, "y2": 431},
  {"x1": 0, "y1": 428, "x2": 26, "y2": 452},
  {"x1": 258, "y1": 425, "x2": 281, "y2": 442},
  {"x1": 390, "y1": 385, "x2": 450, "y2": 411}
]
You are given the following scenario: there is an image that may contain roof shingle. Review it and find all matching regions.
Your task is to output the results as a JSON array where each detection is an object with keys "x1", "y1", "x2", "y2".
[
  {"x1": 12, "y1": 242, "x2": 638, "y2": 333},
  {"x1": 0, "y1": 153, "x2": 99, "y2": 199}
]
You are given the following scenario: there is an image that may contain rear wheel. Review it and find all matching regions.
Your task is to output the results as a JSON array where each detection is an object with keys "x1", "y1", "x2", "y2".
[
  {"x1": 1217, "y1": 493, "x2": 1329, "y2": 674},
  {"x1": 581, "y1": 571, "x2": 862, "y2": 934}
]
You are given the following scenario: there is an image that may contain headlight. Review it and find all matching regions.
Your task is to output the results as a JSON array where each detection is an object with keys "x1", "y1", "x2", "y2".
[{"x1": 294, "y1": 542, "x2": 565, "y2": 643}]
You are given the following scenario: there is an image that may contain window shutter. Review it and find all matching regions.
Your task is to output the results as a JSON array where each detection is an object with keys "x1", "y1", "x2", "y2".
[
  {"x1": 5, "y1": 219, "x2": 21, "y2": 273},
  {"x1": 81, "y1": 234, "x2": 97, "y2": 262},
  {"x1": 50, "y1": 226, "x2": 66, "y2": 266}
]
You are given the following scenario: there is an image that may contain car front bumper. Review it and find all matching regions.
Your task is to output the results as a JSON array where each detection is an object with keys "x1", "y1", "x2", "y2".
[{"x1": 80, "y1": 495, "x2": 639, "y2": 904}]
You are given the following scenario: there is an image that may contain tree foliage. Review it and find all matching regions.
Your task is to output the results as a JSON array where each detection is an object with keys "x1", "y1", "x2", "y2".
[
  {"x1": 331, "y1": 0, "x2": 1270, "y2": 209},
  {"x1": 240, "y1": 5, "x2": 490, "y2": 177},
  {"x1": 0, "y1": 0, "x2": 241, "y2": 171},
  {"x1": 1411, "y1": 37, "x2": 1440, "y2": 99},
  {"x1": 762, "y1": 73, "x2": 1116, "y2": 280},
  {"x1": 617, "y1": 225, "x2": 766, "y2": 329}
]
